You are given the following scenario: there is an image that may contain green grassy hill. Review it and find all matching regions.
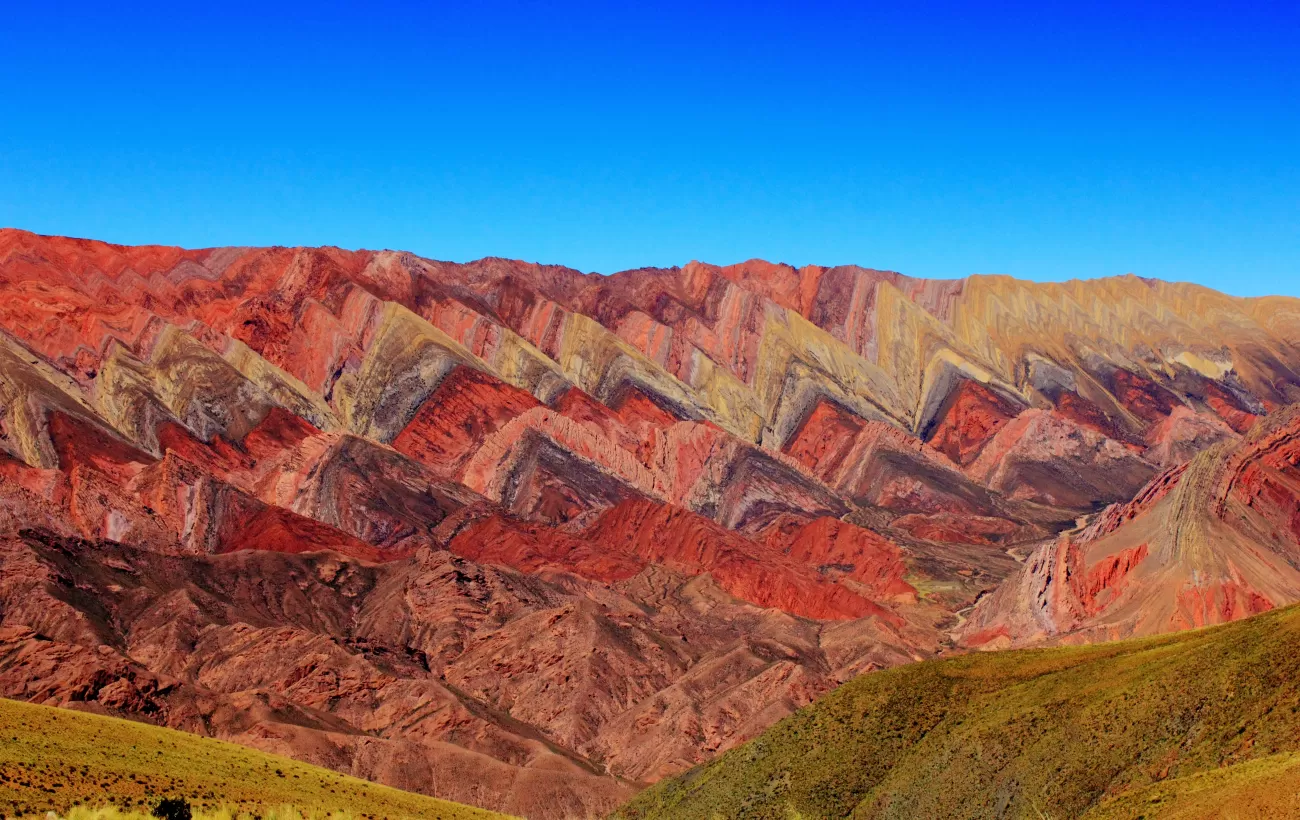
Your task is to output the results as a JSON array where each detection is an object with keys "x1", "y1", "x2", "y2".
[
  {"x1": 0, "y1": 696, "x2": 508, "y2": 819},
  {"x1": 616, "y1": 604, "x2": 1300, "y2": 819},
  {"x1": 1087, "y1": 751, "x2": 1300, "y2": 819}
]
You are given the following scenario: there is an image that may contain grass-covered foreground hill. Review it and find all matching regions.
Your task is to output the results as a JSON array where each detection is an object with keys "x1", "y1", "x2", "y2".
[
  {"x1": 0, "y1": 696, "x2": 507, "y2": 819},
  {"x1": 616, "y1": 604, "x2": 1300, "y2": 819}
]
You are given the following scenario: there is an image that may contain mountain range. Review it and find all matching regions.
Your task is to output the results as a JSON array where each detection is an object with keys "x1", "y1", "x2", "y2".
[{"x1": 2, "y1": 228, "x2": 1300, "y2": 817}]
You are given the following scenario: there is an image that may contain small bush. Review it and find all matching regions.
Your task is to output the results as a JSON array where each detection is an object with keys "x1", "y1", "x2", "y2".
[{"x1": 152, "y1": 799, "x2": 192, "y2": 820}]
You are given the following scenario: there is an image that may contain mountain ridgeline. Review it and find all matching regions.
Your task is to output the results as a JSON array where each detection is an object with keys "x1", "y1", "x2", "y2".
[{"x1": 2, "y1": 228, "x2": 1300, "y2": 816}]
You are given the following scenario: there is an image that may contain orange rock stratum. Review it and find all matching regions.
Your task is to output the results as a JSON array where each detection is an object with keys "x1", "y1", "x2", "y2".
[{"x1": 3, "y1": 228, "x2": 1300, "y2": 816}]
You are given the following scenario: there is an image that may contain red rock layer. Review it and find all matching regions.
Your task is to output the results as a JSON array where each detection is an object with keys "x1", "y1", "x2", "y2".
[
  {"x1": 1071, "y1": 542, "x2": 1149, "y2": 617},
  {"x1": 392, "y1": 365, "x2": 541, "y2": 479},
  {"x1": 925, "y1": 380, "x2": 1024, "y2": 466},
  {"x1": 1217, "y1": 404, "x2": 1300, "y2": 531},
  {"x1": 1108, "y1": 367, "x2": 1182, "y2": 424},
  {"x1": 582, "y1": 500, "x2": 911, "y2": 621},
  {"x1": 1048, "y1": 388, "x2": 1133, "y2": 443},
  {"x1": 783, "y1": 397, "x2": 869, "y2": 477},
  {"x1": 1172, "y1": 580, "x2": 1273, "y2": 630},
  {"x1": 959, "y1": 404, "x2": 1300, "y2": 648}
]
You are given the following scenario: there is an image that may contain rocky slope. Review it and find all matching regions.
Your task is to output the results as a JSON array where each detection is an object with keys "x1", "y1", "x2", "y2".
[
  {"x1": 959, "y1": 403, "x2": 1300, "y2": 648},
  {"x1": 2, "y1": 228, "x2": 1300, "y2": 816}
]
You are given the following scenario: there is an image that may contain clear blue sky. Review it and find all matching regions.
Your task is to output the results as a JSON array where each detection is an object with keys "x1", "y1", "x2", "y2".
[{"x1": 2, "y1": 1, "x2": 1297, "y2": 295}]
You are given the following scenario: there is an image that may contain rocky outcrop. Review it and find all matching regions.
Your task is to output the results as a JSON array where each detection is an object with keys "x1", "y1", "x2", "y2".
[
  {"x1": 959, "y1": 405, "x2": 1300, "y2": 648},
  {"x1": 1144, "y1": 405, "x2": 1238, "y2": 467},
  {"x1": 964, "y1": 409, "x2": 1159, "y2": 509},
  {"x1": 923, "y1": 378, "x2": 1026, "y2": 466}
]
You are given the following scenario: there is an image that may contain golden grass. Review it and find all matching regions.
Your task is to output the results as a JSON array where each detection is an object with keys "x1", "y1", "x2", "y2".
[{"x1": 0, "y1": 697, "x2": 508, "y2": 819}]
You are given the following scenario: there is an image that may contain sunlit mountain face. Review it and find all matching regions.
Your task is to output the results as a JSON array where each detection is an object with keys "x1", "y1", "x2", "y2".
[{"x1": 3, "y1": 227, "x2": 1300, "y2": 817}]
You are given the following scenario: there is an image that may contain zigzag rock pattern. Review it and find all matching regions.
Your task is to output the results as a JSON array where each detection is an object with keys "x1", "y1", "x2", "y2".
[{"x1": 3, "y1": 228, "x2": 1300, "y2": 816}]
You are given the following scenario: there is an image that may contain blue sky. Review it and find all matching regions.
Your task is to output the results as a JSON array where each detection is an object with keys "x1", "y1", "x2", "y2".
[{"x1": 1, "y1": 1, "x2": 1297, "y2": 295}]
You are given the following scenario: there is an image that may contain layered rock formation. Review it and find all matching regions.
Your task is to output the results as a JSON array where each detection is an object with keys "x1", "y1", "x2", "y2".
[
  {"x1": 959, "y1": 403, "x2": 1300, "y2": 648},
  {"x1": 2, "y1": 228, "x2": 1300, "y2": 816}
]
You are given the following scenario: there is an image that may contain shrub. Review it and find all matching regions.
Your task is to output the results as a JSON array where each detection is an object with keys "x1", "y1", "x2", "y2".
[{"x1": 152, "y1": 798, "x2": 192, "y2": 820}]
